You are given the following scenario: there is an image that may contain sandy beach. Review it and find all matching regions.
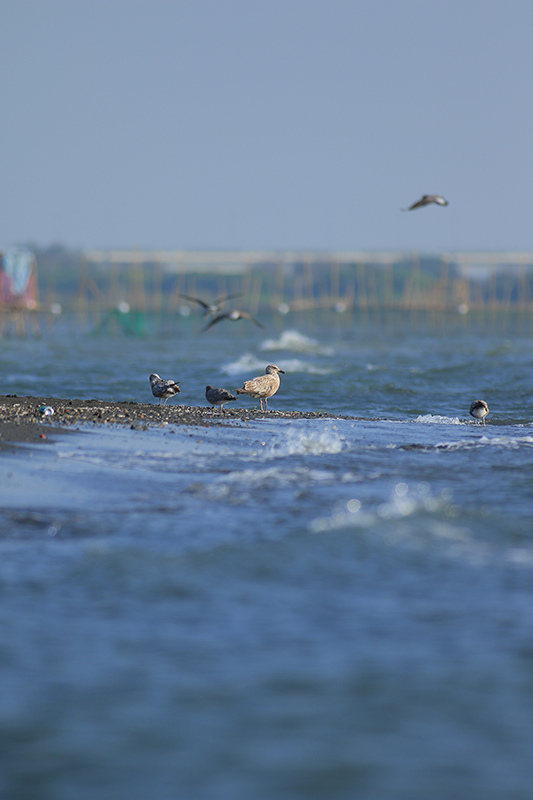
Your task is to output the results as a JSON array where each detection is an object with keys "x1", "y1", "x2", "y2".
[{"x1": 0, "y1": 394, "x2": 350, "y2": 449}]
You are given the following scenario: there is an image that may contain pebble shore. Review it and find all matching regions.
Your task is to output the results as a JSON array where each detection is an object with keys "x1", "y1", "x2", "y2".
[{"x1": 0, "y1": 394, "x2": 351, "y2": 449}]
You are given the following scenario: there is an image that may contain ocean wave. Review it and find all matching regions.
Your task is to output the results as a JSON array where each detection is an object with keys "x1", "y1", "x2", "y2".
[
  {"x1": 3, "y1": 373, "x2": 40, "y2": 384},
  {"x1": 220, "y1": 353, "x2": 267, "y2": 375},
  {"x1": 221, "y1": 353, "x2": 333, "y2": 376},
  {"x1": 399, "y1": 434, "x2": 533, "y2": 453},
  {"x1": 271, "y1": 358, "x2": 334, "y2": 375},
  {"x1": 260, "y1": 329, "x2": 334, "y2": 355},
  {"x1": 266, "y1": 428, "x2": 348, "y2": 457},
  {"x1": 434, "y1": 435, "x2": 533, "y2": 451},
  {"x1": 308, "y1": 483, "x2": 533, "y2": 568},
  {"x1": 414, "y1": 414, "x2": 463, "y2": 425}
]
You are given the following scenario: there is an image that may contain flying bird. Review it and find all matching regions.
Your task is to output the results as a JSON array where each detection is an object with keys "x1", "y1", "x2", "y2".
[
  {"x1": 236, "y1": 364, "x2": 284, "y2": 412},
  {"x1": 402, "y1": 194, "x2": 449, "y2": 211},
  {"x1": 469, "y1": 400, "x2": 489, "y2": 426},
  {"x1": 178, "y1": 292, "x2": 241, "y2": 317},
  {"x1": 205, "y1": 385, "x2": 236, "y2": 413},
  {"x1": 202, "y1": 309, "x2": 264, "y2": 332},
  {"x1": 149, "y1": 373, "x2": 181, "y2": 405}
]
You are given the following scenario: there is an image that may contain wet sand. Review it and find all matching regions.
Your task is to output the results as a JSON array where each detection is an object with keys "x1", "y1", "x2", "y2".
[{"x1": 0, "y1": 394, "x2": 352, "y2": 449}]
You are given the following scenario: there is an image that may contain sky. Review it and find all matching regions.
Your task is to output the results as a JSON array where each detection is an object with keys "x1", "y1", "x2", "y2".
[{"x1": 1, "y1": 0, "x2": 533, "y2": 253}]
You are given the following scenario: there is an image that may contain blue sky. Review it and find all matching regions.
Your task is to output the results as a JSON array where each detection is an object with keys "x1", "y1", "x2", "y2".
[{"x1": 1, "y1": 0, "x2": 532, "y2": 252}]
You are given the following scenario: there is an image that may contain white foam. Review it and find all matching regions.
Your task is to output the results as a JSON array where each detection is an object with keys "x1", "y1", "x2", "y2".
[
  {"x1": 221, "y1": 353, "x2": 266, "y2": 375},
  {"x1": 260, "y1": 329, "x2": 334, "y2": 355},
  {"x1": 221, "y1": 353, "x2": 332, "y2": 376},
  {"x1": 432, "y1": 435, "x2": 533, "y2": 452},
  {"x1": 269, "y1": 358, "x2": 333, "y2": 375},
  {"x1": 414, "y1": 414, "x2": 463, "y2": 425},
  {"x1": 266, "y1": 428, "x2": 347, "y2": 457}
]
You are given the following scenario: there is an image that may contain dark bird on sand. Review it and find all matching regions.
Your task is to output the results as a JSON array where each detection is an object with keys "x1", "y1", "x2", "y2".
[
  {"x1": 178, "y1": 292, "x2": 241, "y2": 317},
  {"x1": 401, "y1": 194, "x2": 448, "y2": 211},
  {"x1": 149, "y1": 373, "x2": 181, "y2": 405},
  {"x1": 205, "y1": 385, "x2": 236, "y2": 413},
  {"x1": 236, "y1": 364, "x2": 284, "y2": 412},
  {"x1": 202, "y1": 309, "x2": 264, "y2": 332},
  {"x1": 469, "y1": 399, "x2": 489, "y2": 426}
]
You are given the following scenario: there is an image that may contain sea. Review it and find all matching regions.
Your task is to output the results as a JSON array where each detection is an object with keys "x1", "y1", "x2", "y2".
[{"x1": 1, "y1": 309, "x2": 533, "y2": 800}]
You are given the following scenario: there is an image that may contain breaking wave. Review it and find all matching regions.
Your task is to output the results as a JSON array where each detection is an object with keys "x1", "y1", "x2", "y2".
[{"x1": 260, "y1": 329, "x2": 334, "y2": 355}]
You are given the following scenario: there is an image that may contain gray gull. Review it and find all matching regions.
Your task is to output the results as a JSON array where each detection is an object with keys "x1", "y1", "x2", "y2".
[
  {"x1": 205, "y1": 385, "x2": 237, "y2": 413},
  {"x1": 149, "y1": 373, "x2": 181, "y2": 405},
  {"x1": 469, "y1": 399, "x2": 489, "y2": 425}
]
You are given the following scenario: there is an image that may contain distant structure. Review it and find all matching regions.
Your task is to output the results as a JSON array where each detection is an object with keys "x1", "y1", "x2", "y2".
[
  {"x1": 81, "y1": 248, "x2": 533, "y2": 315},
  {"x1": 0, "y1": 247, "x2": 39, "y2": 335}
]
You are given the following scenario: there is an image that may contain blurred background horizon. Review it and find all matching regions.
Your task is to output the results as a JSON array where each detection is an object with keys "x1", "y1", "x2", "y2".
[{"x1": 2, "y1": 0, "x2": 533, "y2": 253}]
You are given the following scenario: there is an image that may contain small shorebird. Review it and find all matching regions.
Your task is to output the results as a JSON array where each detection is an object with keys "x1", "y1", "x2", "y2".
[
  {"x1": 469, "y1": 400, "x2": 489, "y2": 425},
  {"x1": 237, "y1": 364, "x2": 284, "y2": 411},
  {"x1": 178, "y1": 292, "x2": 241, "y2": 317},
  {"x1": 205, "y1": 385, "x2": 236, "y2": 413},
  {"x1": 149, "y1": 373, "x2": 181, "y2": 405},
  {"x1": 402, "y1": 194, "x2": 448, "y2": 211},
  {"x1": 202, "y1": 309, "x2": 264, "y2": 332}
]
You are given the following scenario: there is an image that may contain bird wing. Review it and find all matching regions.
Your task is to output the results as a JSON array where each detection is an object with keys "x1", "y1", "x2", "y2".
[
  {"x1": 403, "y1": 196, "x2": 430, "y2": 211},
  {"x1": 213, "y1": 293, "x2": 241, "y2": 307},
  {"x1": 201, "y1": 313, "x2": 228, "y2": 332},
  {"x1": 151, "y1": 380, "x2": 165, "y2": 396},
  {"x1": 244, "y1": 374, "x2": 276, "y2": 395},
  {"x1": 240, "y1": 311, "x2": 264, "y2": 328},
  {"x1": 162, "y1": 380, "x2": 180, "y2": 392},
  {"x1": 209, "y1": 388, "x2": 235, "y2": 402},
  {"x1": 178, "y1": 293, "x2": 210, "y2": 310}
]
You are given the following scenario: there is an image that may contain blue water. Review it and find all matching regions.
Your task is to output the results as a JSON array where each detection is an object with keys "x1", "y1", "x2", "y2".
[{"x1": 1, "y1": 311, "x2": 533, "y2": 799}]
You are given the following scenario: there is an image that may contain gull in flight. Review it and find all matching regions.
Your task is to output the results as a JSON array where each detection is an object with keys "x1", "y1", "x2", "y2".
[
  {"x1": 178, "y1": 292, "x2": 241, "y2": 317},
  {"x1": 402, "y1": 194, "x2": 448, "y2": 211},
  {"x1": 202, "y1": 309, "x2": 264, "y2": 332},
  {"x1": 149, "y1": 373, "x2": 181, "y2": 405},
  {"x1": 236, "y1": 364, "x2": 284, "y2": 411}
]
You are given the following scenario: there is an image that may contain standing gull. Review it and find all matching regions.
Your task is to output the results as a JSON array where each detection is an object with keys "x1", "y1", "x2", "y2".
[
  {"x1": 236, "y1": 364, "x2": 285, "y2": 411},
  {"x1": 469, "y1": 400, "x2": 489, "y2": 426},
  {"x1": 401, "y1": 194, "x2": 449, "y2": 211},
  {"x1": 149, "y1": 373, "x2": 181, "y2": 405},
  {"x1": 202, "y1": 309, "x2": 264, "y2": 332},
  {"x1": 205, "y1": 385, "x2": 236, "y2": 413}
]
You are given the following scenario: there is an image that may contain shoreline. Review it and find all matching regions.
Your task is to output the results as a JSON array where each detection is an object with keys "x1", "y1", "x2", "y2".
[{"x1": 0, "y1": 394, "x2": 358, "y2": 448}]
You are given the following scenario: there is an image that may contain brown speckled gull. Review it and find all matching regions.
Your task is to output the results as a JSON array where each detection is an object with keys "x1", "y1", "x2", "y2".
[{"x1": 236, "y1": 364, "x2": 285, "y2": 412}]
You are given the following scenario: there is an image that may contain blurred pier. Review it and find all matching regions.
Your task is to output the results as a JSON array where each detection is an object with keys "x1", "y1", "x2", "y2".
[
  {"x1": 5, "y1": 247, "x2": 533, "y2": 335},
  {"x1": 81, "y1": 248, "x2": 533, "y2": 315}
]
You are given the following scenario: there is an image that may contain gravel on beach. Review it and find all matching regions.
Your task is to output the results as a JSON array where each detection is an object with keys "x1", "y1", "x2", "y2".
[{"x1": 0, "y1": 394, "x2": 353, "y2": 449}]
